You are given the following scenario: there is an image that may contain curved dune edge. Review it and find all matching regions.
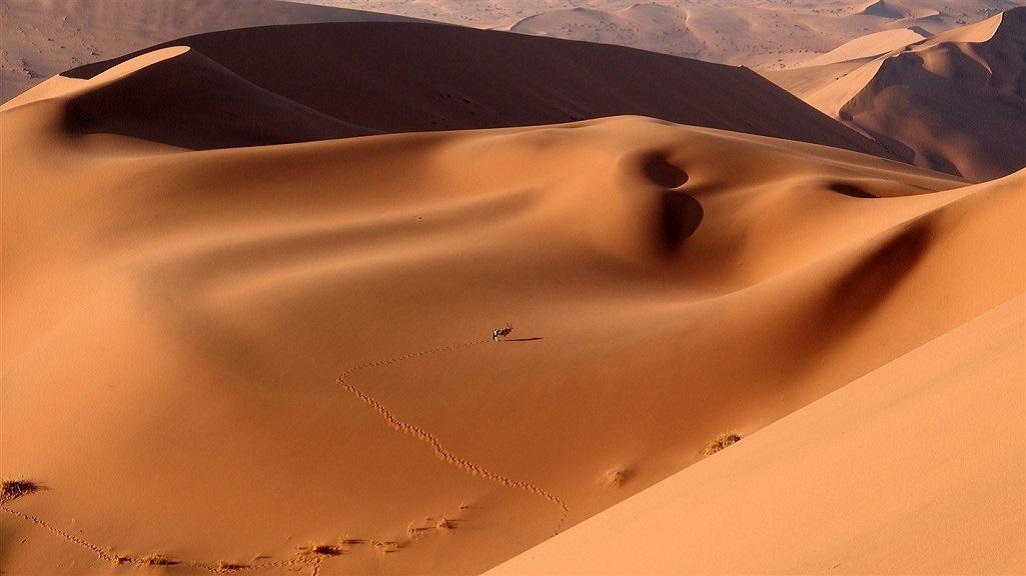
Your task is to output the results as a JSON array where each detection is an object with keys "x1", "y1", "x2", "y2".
[
  {"x1": 489, "y1": 292, "x2": 1025, "y2": 575},
  {"x1": 2, "y1": 83, "x2": 1022, "y2": 574}
]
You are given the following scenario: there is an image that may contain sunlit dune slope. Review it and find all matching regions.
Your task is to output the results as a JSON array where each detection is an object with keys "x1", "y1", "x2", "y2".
[
  {"x1": 491, "y1": 291, "x2": 1025, "y2": 575},
  {"x1": 3, "y1": 41, "x2": 1022, "y2": 571},
  {"x1": 42, "y1": 21, "x2": 898, "y2": 158},
  {"x1": 766, "y1": 7, "x2": 1026, "y2": 181}
]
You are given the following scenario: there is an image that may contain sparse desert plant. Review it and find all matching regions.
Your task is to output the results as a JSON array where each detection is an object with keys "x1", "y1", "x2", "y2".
[
  {"x1": 703, "y1": 431, "x2": 742, "y2": 455},
  {"x1": 139, "y1": 553, "x2": 176, "y2": 566},
  {"x1": 298, "y1": 542, "x2": 341, "y2": 556},
  {"x1": 109, "y1": 553, "x2": 130, "y2": 565},
  {"x1": 1, "y1": 479, "x2": 42, "y2": 503}
]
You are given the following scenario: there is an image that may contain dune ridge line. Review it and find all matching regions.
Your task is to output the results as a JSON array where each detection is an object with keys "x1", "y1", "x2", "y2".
[{"x1": 335, "y1": 338, "x2": 571, "y2": 536}]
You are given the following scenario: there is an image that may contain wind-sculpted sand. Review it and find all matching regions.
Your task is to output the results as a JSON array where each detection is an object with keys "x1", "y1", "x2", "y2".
[
  {"x1": 1, "y1": 10, "x2": 1023, "y2": 576},
  {"x1": 765, "y1": 7, "x2": 1026, "y2": 181}
]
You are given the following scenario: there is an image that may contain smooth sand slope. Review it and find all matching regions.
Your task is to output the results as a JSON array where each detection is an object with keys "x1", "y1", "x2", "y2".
[
  {"x1": 2, "y1": 34, "x2": 1023, "y2": 574},
  {"x1": 765, "y1": 7, "x2": 1026, "y2": 182},
  {"x1": 0, "y1": 0, "x2": 424, "y2": 103},
  {"x1": 491, "y1": 291, "x2": 1025, "y2": 575},
  {"x1": 40, "y1": 21, "x2": 897, "y2": 159}
]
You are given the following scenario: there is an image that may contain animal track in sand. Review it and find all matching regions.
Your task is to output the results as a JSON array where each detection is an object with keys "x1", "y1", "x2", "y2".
[
  {"x1": 3, "y1": 336, "x2": 566, "y2": 571},
  {"x1": 336, "y1": 338, "x2": 570, "y2": 535}
]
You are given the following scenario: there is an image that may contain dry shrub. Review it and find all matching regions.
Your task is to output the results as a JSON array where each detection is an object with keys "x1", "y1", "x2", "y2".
[
  {"x1": 1, "y1": 479, "x2": 42, "y2": 503},
  {"x1": 703, "y1": 431, "x2": 742, "y2": 455}
]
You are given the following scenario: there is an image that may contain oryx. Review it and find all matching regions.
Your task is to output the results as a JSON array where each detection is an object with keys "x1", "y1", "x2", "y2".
[{"x1": 491, "y1": 323, "x2": 513, "y2": 341}]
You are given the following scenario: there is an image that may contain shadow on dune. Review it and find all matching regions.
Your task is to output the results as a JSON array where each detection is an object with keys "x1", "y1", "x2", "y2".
[
  {"x1": 61, "y1": 48, "x2": 371, "y2": 150},
  {"x1": 659, "y1": 191, "x2": 703, "y2": 255},
  {"x1": 828, "y1": 182, "x2": 879, "y2": 199},
  {"x1": 59, "y1": 21, "x2": 899, "y2": 157},
  {"x1": 820, "y1": 220, "x2": 933, "y2": 335}
]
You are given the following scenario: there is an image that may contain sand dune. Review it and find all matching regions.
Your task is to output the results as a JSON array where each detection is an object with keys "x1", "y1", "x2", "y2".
[
  {"x1": 9, "y1": 22, "x2": 896, "y2": 159},
  {"x1": 767, "y1": 7, "x2": 1026, "y2": 182},
  {"x1": 7, "y1": 1, "x2": 1022, "y2": 106},
  {"x1": 840, "y1": 7, "x2": 1026, "y2": 181},
  {"x1": 3, "y1": 5, "x2": 1025, "y2": 575},
  {"x1": 3, "y1": 24, "x2": 1023, "y2": 570},
  {"x1": 491, "y1": 290, "x2": 1025, "y2": 574},
  {"x1": 292, "y1": 0, "x2": 1023, "y2": 69},
  {"x1": 0, "y1": 0, "x2": 424, "y2": 103},
  {"x1": 799, "y1": 27, "x2": 932, "y2": 67}
]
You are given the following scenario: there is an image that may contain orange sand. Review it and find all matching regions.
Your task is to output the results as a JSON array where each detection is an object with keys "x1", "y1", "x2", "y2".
[{"x1": 2, "y1": 11, "x2": 1023, "y2": 576}]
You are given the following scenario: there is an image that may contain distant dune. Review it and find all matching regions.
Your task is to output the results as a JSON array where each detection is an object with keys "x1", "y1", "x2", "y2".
[
  {"x1": 767, "y1": 7, "x2": 1026, "y2": 181},
  {"x1": 3, "y1": 19, "x2": 1022, "y2": 572},
  {"x1": 6, "y1": 0, "x2": 1022, "y2": 105},
  {"x1": 291, "y1": 0, "x2": 1024, "y2": 68},
  {"x1": 17, "y1": 22, "x2": 898, "y2": 159}
]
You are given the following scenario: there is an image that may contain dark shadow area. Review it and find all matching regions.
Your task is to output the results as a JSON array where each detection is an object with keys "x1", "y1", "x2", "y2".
[
  {"x1": 643, "y1": 154, "x2": 689, "y2": 188},
  {"x1": 60, "y1": 48, "x2": 369, "y2": 150},
  {"x1": 826, "y1": 219, "x2": 932, "y2": 326},
  {"x1": 504, "y1": 337, "x2": 544, "y2": 342},
  {"x1": 829, "y1": 182, "x2": 879, "y2": 198},
  {"x1": 659, "y1": 191, "x2": 703, "y2": 255}
]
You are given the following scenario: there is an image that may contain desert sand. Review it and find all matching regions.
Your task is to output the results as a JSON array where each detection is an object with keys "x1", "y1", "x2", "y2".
[
  {"x1": 1, "y1": 4, "x2": 1024, "y2": 576},
  {"x1": 292, "y1": 0, "x2": 1022, "y2": 67},
  {"x1": 491, "y1": 291, "x2": 1025, "y2": 574},
  {"x1": 764, "y1": 7, "x2": 1026, "y2": 181}
]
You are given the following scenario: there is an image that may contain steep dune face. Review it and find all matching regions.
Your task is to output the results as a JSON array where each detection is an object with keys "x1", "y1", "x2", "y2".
[
  {"x1": 839, "y1": 7, "x2": 1026, "y2": 181},
  {"x1": 3, "y1": 37, "x2": 1023, "y2": 573},
  {"x1": 767, "y1": 7, "x2": 1026, "y2": 182},
  {"x1": 53, "y1": 46, "x2": 373, "y2": 149},
  {"x1": 0, "y1": 0, "x2": 425, "y2": 104},
  {"x1": 48, "y1": 22, "x2": 898, "y2": 159}
]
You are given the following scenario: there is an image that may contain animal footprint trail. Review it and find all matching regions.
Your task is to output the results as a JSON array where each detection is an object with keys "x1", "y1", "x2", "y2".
[
  {"x1": 336, "y1": 338, "x2": 570, "y2": 536},
  {"x1": 2, "y1": 336, "x2": 567, "y2": 570},
  {"x1": 1, "y1": 502, "x2": 311, "y2": 572},
  {"x1": 0, "y1": 504, "x2": 118, "y2": 563}
]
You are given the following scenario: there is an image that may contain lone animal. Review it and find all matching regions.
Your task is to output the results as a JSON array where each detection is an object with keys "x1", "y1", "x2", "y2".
[{"x1": 492, "y1": 324, "x2": 513, "y2": 341}]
